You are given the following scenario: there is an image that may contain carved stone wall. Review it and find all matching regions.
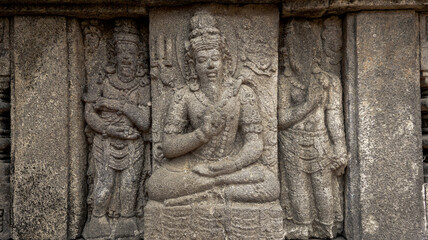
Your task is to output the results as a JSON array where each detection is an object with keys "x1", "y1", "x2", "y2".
[{"x1": 0, "y1": 1, "x2": 426, "y2": 240}]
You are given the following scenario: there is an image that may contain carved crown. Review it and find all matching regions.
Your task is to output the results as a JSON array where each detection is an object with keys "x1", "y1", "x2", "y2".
[
  {"x1": 113, "y1": 19, "x2": 140, "y2": 44},
  {"x1": 189, "y1": 10, "x2": 222, "y2": 53}
]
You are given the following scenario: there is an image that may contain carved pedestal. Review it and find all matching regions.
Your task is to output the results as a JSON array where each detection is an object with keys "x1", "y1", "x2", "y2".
[{"x1": 145, "y1": 201, "x2": 283, "y2": 239}]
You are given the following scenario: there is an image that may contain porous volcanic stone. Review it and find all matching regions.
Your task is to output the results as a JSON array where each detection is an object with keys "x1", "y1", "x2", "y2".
[
  {"x1": 12, "y1": 16, "x2": 69, "y2": 239},
  {"x1": 343, "y1": 11, "x2": 425, "y2": 240}
]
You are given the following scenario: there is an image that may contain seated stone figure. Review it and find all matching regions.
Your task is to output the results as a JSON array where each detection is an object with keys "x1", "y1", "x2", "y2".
[{"x1": 145, "y1": 11, "x2": 282, "y2": 239}]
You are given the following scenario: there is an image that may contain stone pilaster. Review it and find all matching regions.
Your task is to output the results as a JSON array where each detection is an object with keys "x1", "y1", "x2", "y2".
[
  {"x1": 11, "y1": 16, "x2": 87, "y2": 239},
  {"x1": 343, "y1": 11, "x2": 425, "y2": 240}
]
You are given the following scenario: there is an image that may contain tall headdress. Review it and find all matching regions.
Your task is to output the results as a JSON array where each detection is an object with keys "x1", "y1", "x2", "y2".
[
  {"x1": 185, "y1": 11, "x2": 232, "y2": 91},
  {"x1": 113, "y1": 19, "x2": 140, "y2": 45},
  {"x1": 285, "y1": 19, "x2": 321, "y2": 75},
  {"x1": 188, "y1": 11, "x2": 222, "y2": 54}
]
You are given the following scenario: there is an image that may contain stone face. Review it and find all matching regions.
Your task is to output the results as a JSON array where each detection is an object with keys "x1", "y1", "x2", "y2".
[
  {"x1": 12, "y1": 16, "x2": 69, "y2": 239},
  {"x1": 343, "y1": 11, "x2": 424, "y2": 240},
  {"x1": 146, "y1": 5, "x2": 282, "y2": 239}
]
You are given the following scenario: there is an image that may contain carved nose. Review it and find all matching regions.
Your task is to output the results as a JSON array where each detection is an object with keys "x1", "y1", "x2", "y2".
[{"x1": 207, "y1": 60, "x2": 214, "y2": 69}]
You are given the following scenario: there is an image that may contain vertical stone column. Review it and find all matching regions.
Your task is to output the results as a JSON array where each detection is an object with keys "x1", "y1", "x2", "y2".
[
  {"x1": 11, "y1": 16, "x2": 87, "y2": 239},
  {"x1": 0, "y1": 17, "x2": 11, "y2": 240},
  {"x1": 343, "y1": 11, "x2": 425, "y2": 240}
]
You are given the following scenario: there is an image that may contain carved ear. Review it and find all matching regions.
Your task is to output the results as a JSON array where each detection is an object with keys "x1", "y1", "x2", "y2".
[
  {"x1": 188, "y1": 61, "x2": 199, "y2": 91},
  {"x1": 105, "y1": 65, "x2": 115, "y2": 74},
  {"x1": 136, "y1": 64, "x2": 146, "y2": 77},
  {"x1": 184, "y1": 52, "x2": 199, "y2": 91}
]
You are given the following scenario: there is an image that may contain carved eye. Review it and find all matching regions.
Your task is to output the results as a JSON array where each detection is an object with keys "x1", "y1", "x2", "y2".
[
  {"x1": 211, "y1": 55, "x2": 220, "y2": 61},
  {"x1": 198, "y1": 57, "x2": 207, "y2": 63}
]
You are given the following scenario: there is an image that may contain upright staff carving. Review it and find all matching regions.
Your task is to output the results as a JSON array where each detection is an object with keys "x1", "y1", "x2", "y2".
[
  {"x1": 278, "y1": 18, "x2": 347, "y2": 239},
  {"x1": 82, "y1": 19, "x2": 150, "y2": 240}
]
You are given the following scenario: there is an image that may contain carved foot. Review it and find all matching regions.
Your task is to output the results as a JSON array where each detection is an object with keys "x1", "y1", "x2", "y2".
[
  {"x1": 82, "y1": 215, "x2": 111, "y2": 239},
  {"x1": 285, "y1": 224, "x2": 310, "y2": 240},
  {"x1": 313, "y1": 222, "x2": 334, "y2": 239},
  {"x1": 115, "y1": 217, "x2": 139, "y2": 238}
]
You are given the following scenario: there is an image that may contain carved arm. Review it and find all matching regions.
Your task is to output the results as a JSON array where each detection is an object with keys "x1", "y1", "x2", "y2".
[
  {"x1": 326, "y1": 75, "x2": 347, "y2": 157},
  {"x1": 94, "y1": 97, "x2": 150, "y2": 133},
  {"x1": 278, "y1": 79, "x2": 322, "y2": 130},
  {"x1": 205, "y1": 132, "x2": 263, "y2": 176},
  {"x1": 162, "y1": 128, "x2": 208, "y2": 159},
  {"x1": 85, "y1": 103, "x2": 109, "y2": 134},
  {"x1": 120, "y1": 102, "x2": 151, "y2": 133}
]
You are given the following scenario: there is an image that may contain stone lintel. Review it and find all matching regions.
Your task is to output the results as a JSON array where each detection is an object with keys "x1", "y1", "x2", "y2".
[
  {"x1": 1, "y1": 0, "x2": 427, "y2": 18},
  {"x1": 283, "y1": 0, "x2": 427, "y2": 18},
  {"x1": 0, "y1": 3, "x2": 147, "y2": 19}
]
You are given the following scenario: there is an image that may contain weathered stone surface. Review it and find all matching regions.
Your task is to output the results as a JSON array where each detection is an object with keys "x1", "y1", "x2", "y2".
[
  {"x1": 343, "y1": 11, "x2": 424, "y2": 240},
  {"x1": 146, "y1": 4, "x2": 281, "y2": 239},
  {"x1": 0, "y1": 2, "x2": 426, "y2": 240},
  {"x1": 67, "y1": 18, "x2": 88, "y2": 240},
  {"x1": 81, "y1": 18, "x2": 150, "y2": 240},
  {"x1": 279, "y1": 16, "x2": 347, "y2": 239},
  {"x1": 0, "y1": 4, "x2": 147, "y2": 19},
  {"x1": 145, "y1": 0, "x2": 280, "y2": 6},
  {"x1": 12, "y1": 16, "x2": 69, "y2": 239},
  {"x1": 282, "y1": 0, "x2": 427, "y2": 17}
]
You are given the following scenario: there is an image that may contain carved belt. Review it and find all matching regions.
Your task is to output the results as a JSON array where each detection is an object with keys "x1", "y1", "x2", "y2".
[
  {"x1": 92, "y1": 134, "x2": 144, "y2": 171},
  {"x1": 279, "y1": 129, "x2": 333, "y2": 173}
]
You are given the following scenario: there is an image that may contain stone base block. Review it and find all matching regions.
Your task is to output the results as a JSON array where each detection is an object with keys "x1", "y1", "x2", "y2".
[{"x1": 144, "y1": 200, "x2": 283, "y2": 240}]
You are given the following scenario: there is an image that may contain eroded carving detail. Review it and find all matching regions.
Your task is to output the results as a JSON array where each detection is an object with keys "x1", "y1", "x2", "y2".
[
  {"x1": 0, "y1": 17, "x2": 11, "y2": 240},
  {"x1": 82, "y1": 19, "x2": 150, "y2": 239},
  {"x1": 145, "y1": 9, "x2": 282, "y2": 239},
  {"x1": 278, "y1": 18, "x2": 347, "y2": 239}
]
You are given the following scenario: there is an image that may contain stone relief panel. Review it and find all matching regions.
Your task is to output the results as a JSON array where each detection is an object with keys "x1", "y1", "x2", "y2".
[
  {"x1": 278, "y1": 17, "x2": 347, "y2": 239},
  {"x1": 145, "y1": 5, "x2": 282, "y2": 239},
  {"x1": 81, "y1": 18, "x2": 151, "y2": 239},
  {"x1": 0, "y1": 17, "x2": 11, "y2": 240}
]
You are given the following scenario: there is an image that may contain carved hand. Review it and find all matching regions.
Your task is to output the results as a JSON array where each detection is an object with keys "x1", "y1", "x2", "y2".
[
  {"x1": 105, "y1": 125, "x2": 140, "y2": 140},
  {"x1": 192, "y1": 164, "x2": 216, "y2": 177},
  {"x1": 153, "y1": 143, "x2": 165, "y2": 161},
  {"x1": 331, "y1": 153, "x2": 348, "y2": 176},
  {"x1": 307, "y1": 81, "x2": 323, "y2": 106},
  {"x1": 200, "y1": 114, "x2": 225, "y2": 138},
  {"x1": 95, "y1": 98, "x2": 123, "y2": 111},
  {"x1": 208, "y1": 159, "x2": 236, "y2": 175},
  {"x1": 192, "y1": 157, "x2": 236, "y2": 177}
]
